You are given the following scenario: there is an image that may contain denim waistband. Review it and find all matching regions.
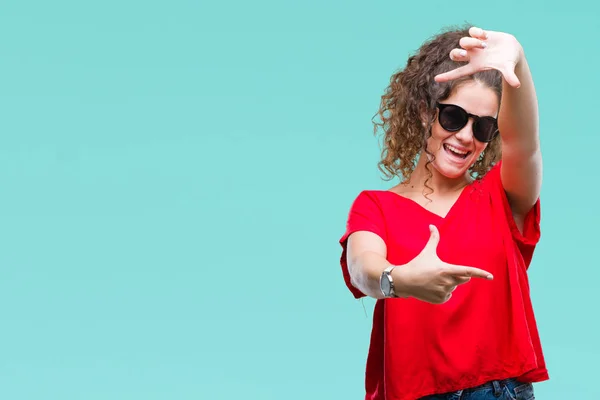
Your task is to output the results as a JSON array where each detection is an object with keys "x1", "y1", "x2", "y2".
[
  {"x1": 477, "y1": 378, "x2": 517, "y2": 388},
  {"x1": 467, "y1": 378, "x2": 520, "y2": 395}
]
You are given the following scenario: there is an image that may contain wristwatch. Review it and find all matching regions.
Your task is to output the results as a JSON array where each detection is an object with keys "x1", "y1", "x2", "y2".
[{"x1": 380, "y1": 266, "x2": 398, "y2": 298}]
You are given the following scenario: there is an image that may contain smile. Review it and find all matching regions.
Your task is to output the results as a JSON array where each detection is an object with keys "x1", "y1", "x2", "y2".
[{"x1": 443, "y1": 144, "x2": 471, "y2": 159}]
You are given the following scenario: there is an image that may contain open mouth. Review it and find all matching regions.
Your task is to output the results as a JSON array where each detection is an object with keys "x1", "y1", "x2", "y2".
[{"x1": 443, "y1": 144, "x2": 471, "y2": 160}]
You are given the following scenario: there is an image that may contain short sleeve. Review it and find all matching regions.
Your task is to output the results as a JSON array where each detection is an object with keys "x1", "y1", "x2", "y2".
[
  {"x1": 482, "y1": 161, "x2": 541, "y2": 267},
  {"x1": 338, "y1": 191, "x2": 387, "y2": 298}
]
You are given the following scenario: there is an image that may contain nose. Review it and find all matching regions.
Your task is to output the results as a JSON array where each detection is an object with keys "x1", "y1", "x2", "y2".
[{"x1": 454, "y1": 119, "x2": 475, "y2": 143}]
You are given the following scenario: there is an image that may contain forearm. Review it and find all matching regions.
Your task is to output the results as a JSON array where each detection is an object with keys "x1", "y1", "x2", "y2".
[
  {"x1": 498, "y1": 43, "x2": 543, "y2": 213},
  {"x1": 499, "y1": 47, "x2": 540, "y2": 153},
  {"x1": 348, "y1": 251, "x2": 409, "y2": 299},
  {"x1": 346, "y1": 225, "x2": 493, "y2": 303}
]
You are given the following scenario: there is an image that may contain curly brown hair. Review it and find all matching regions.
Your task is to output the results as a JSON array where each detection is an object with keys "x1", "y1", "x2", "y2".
[{"x1": 373, "y1": 25, "x2": 503, "y2": 186}]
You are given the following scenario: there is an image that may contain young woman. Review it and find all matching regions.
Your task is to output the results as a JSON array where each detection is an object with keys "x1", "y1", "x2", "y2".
[{"x1": 339, "y1": 26, "x2": 547, "y2": 400}]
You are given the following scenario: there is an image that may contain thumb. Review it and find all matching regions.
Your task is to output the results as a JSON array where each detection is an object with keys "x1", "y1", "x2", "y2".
[
  {"x1": 502, "y1": 64, "x2": 521, "y2": 88},
  {"x1": 422, "y1": 224, "x2": 440, "y2": 254}
]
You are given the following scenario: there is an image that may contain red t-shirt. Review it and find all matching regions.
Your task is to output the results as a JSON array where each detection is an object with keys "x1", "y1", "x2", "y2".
[{"x1": 339, "y1": 162, "x2": 549, "y2": 400}]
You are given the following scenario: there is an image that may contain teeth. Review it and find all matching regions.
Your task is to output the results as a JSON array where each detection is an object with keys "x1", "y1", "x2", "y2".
[{"x1": 446, "y1": 144, "x2": 468, "y2": 155}]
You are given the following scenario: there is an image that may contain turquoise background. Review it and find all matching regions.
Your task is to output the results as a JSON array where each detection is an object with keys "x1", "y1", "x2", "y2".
[{"x1": 0, "y1": 0, "x2": 596, "y2": 398}]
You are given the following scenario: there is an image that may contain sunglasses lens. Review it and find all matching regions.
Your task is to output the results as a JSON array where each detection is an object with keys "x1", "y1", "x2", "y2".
[
  {"x1": 473, "y1": 117, "x2": 498, "y2": 142},
  {"x1": 439, "y1": 105, "x2": 467, "y2": 131}
]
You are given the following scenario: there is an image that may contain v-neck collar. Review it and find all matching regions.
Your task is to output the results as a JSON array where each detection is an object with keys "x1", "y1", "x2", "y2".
[{"x1": 384, "y1": 183, "x2": 472, "y2": 220}]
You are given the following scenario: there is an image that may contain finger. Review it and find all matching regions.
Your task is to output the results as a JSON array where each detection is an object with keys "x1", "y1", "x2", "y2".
[
  {"x1": 449, "y1": 48, "x2": 469, "y2": 62},
  {"x1": 501, "y1": 63, "x2": 521, "y2": 88},
  {"x1": 434, "y1": 64, "x2": 477, "y2": 83},
  {"x1": 445, "y1": 264, "x2": 494, "y2": 280},
  {"x1": 469, "y1": 26, "x2": 488, "y2": 40},
  {"x1": 459, "y1": 37, "x2": 487, "y2": 50},
  {"x1": 451, "y1": 275, "x2": 471, "y2": 285}
]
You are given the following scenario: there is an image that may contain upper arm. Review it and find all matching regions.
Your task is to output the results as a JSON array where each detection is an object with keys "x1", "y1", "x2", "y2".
[
  {"x1": 482, "y1": 159, "x2": 542, "y2": 265},
  {"x1": 339, "y1": 191, "x2": 388, "y2": 297},
  {"x1": 500, "y1": 147, "x2": 542, "y2": 219}
]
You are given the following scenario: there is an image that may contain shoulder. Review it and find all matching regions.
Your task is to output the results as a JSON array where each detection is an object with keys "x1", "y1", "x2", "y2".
[
  {"x1": 343, "y1": 190, "x2": 401, "y2": 225},
  {"x1": 354, "y1": 189, "x2": 391, "y2": 200},
  {"x1": 348, "y1": 190, "x2": 396, "y2": 210}
]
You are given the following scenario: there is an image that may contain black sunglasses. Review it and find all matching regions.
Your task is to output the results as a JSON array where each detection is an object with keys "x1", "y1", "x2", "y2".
[{"x1": 436, "y1": 103, "x2": 499, "y2": 143}]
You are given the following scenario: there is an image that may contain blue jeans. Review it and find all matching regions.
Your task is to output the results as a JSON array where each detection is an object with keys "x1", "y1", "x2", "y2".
[{"x1": 419, "y1": 378, "x2": 535, "y2": 400}]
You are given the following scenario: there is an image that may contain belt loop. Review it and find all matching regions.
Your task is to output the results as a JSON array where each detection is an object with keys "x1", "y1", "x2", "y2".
[{"x1": 491, "y1": 380, "x2": 502, "y2": 397}]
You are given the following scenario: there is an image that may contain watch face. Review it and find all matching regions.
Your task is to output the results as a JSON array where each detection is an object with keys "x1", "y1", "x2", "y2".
[{"x1": 380, "y1": 275, "x2": 391, "y2": 296}]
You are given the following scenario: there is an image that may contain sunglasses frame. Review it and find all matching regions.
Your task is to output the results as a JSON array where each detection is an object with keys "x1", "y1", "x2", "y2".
[{"x1": 435, "y1": 103, "x2": 499, "y2": 143}]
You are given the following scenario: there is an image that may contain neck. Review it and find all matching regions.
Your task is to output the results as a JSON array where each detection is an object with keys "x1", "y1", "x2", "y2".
[{"x1": 403, "y1": 151, "x2": 472, "y2": 194}]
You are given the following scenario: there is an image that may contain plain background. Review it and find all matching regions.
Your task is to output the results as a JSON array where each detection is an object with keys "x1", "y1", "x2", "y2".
[{"x1": 0, "y1": 0, "x2": 597, "y2": 398}]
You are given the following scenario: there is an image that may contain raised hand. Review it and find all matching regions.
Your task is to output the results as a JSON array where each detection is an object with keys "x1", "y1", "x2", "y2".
[
  {"x1": 396, "y1": 225, "x2": 493, "y2": 304},
  {"x1": 434, "y1": 27, "x2": 524, "y2": 88}
]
